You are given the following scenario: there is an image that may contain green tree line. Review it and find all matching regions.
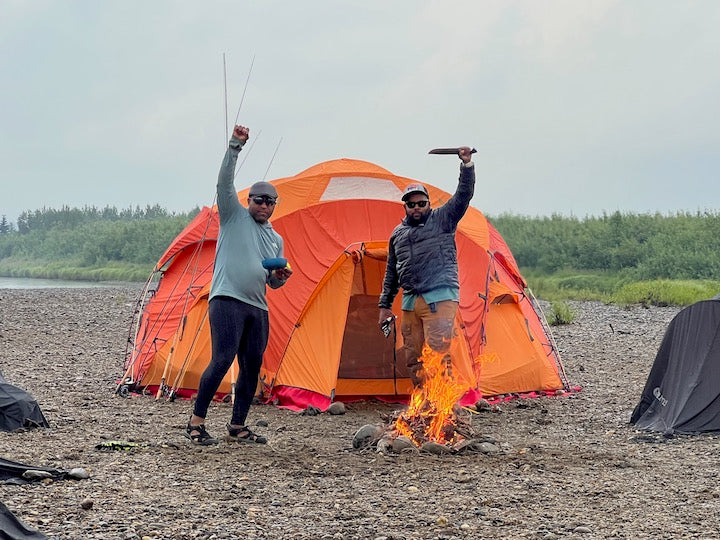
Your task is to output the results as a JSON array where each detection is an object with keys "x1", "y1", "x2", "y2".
[
  {"x1": 0, "y1": 205, "x2": 199, "y2": 281},
  {"x1": 489, "y1": 210, "x2": 720, "y2": 281},
  {"x1": 1, "y1": 207, "x2": 719, "y2": 302}
]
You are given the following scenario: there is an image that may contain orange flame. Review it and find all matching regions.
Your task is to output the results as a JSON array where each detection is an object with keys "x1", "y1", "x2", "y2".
[{"x1": 394, "y1": 344, "x2": 470, "y2": 446}]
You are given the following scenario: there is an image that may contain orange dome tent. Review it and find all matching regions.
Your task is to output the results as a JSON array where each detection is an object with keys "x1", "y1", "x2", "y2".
[{"x1": 120, "y1": 158, "x2": 569, "y2": 410}]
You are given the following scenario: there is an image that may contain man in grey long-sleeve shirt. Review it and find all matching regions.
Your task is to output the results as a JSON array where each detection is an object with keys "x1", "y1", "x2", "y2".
[{"x1": 186, "y1": 124, "x2": 292, "y2": 445}]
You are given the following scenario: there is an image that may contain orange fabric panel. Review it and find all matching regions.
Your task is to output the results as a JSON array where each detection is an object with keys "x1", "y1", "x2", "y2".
[
  {"x1": 448, "y1": 310, "x2": 477, "y2": 389},
  {"x1": 487, "y1": 280, "x2": 520, "y2": 304},
  {"x1": 354, "y1": 254, "x2": 387, "y2": 297},
  {"x1": 131, "y1": 246, "x2": 215, "y2": 384},
  {"x1": 252, "y1": 176, "x2": 332, "y2": 218},
  {"x1": 491, "y1": 254, "x2": 564, "y2": 388},
  {"x1": 456, "y1": 234, "x2": 492, "y2": 360},
  {"x1": 272, "y1": 256, "x2": 356, "y2": 396},
  {"x1": 157, "y1": 207, "x2": 219, "y2": 268},
  {"x1": 263, "y1": 200, "x2": 404, "y2": 374},
  {"x1": 290, "y1": 158, "x2": 394, "y2": 179},
  {"x1": 457, "y1": 207, "x2": 490, "y2": 249},
  {"x1": 487, "y1": 221, "x2": 523, "y2": 282},
  {"x1": 477, "y1": 302, "x2": 563, "y2": 395},
  {"x1": 140, "y1": 296, "x2": 233, "y2": 396}
]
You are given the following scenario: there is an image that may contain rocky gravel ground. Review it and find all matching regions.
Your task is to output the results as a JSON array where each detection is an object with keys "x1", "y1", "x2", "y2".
[{"x1": 1, "y1": 285, "x2": 719, "y2": 540}]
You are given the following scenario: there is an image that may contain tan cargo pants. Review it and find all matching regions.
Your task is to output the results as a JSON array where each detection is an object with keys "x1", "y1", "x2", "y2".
[{"x1": 400, "y1": 297, "x2": 458, "y2": 387}]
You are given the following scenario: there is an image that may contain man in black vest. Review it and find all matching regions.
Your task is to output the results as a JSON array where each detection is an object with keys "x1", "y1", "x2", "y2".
[{"x1": 378, "y1": 147, "x2": 475, "y2": 386}]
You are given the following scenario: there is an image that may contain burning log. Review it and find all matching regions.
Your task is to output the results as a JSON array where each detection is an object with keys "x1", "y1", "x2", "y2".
[
  {"x1": 352, "y1": 345, "x2": 504, "y2": 455},
  {"x1": 394, "y1": 344, "x2": 469, "y2": 447}
]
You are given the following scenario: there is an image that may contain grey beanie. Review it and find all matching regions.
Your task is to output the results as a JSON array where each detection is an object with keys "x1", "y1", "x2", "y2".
[{"x1": 249, "y1": 181, "x2": 278, "y2": 198}]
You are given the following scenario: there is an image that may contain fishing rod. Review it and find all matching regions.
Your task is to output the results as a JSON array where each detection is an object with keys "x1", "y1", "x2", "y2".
[
  {"x1": 233, "y1": 54, "x2": 255, "y2": 126},
  {"x1": 223, "y1": 52, "x2": 229, "y2": 144},
  {"x1": 154, "y1": 52, "x2": 239, "y2": 400},
  {"x1": 229, "y1": 53, "x2": 259, "y2": 180},
  {"x1": 234, "y1": 128, "x2": 262, "y2": 179},
  {"x1": 117, "y1": 272, "x2": 158, "y2": 395},
  {"x1": 165, "y1": 54, "x2": 260, "y2": 398},
  {"x1": 263, "y1": 137, "x2": 283, "y2": 181},
  {"x1": 121, "y1": 230, "x2": 214, "y2": 398}
]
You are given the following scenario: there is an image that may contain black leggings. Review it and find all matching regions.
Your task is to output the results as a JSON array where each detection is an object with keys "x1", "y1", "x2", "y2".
[{"x1": 193, "y1": 296, "x2": 269, "y2": 426}]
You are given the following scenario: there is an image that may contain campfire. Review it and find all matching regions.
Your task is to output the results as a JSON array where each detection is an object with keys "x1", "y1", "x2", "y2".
[
  {"x1": 353, "y1": 344, "x2": 501, "y2": 455},
  {"x1": 394, "y1": 344, "x2": 469, "y2": 446}
]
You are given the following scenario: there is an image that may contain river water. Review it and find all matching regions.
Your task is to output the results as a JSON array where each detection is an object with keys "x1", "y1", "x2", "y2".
[{"x1": 0, "y1": 277, "x2": 133, "y2": 289}]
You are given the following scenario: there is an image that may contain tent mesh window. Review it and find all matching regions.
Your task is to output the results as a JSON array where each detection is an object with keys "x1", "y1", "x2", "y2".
[{"x1": 338, "y1": 294, "x2": 408, "y2": 380}]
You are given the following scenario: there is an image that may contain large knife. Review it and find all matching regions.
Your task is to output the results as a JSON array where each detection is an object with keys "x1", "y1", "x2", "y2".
[{"x1": 428, "y1": 147, "x2": 477, "y2": 155}]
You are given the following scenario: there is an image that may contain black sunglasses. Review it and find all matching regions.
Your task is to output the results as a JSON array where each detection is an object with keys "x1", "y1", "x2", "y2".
[
  {"x1": 250, "y1": 196, "x2": 277, "y2": 206},
  {"x1": 405, "y1": 200, "x2": 429, "y2": 209}
]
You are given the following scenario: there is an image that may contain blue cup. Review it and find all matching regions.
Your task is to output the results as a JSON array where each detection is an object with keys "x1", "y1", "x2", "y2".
[{"x1": 262, "y1": 257, "x2": 288, "y2": 270}]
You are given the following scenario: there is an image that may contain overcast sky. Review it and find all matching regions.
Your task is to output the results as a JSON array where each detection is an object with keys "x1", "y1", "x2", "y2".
[{"x1": 1, "y1": 1, "x2": 719, "y2": 224}]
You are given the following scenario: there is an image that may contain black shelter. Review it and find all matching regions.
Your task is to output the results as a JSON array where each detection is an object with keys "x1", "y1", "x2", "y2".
[
  {"x1": 0, "y1": 501, "x2": 48, "y2": 539},
  {"x1": 0, "y1": 372, "x2": 49, "y2": 432},
  {"x1": 630, "y1": 299, "x2": 720, "y2": 434}
]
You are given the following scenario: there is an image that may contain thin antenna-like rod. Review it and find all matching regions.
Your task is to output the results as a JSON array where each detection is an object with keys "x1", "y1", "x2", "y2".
[
  {"x1": 223, "y1": 53, "x2": 229, "y2": 143},
  {"x1": 234, "y1": 129, "x2": 263, "y2": 179},
  {"x1": 263, "y1": 137, "x2": 283, "y2": 181},
  {"x1": 234, "y1": 54, "x2": 255, "y2": 125}
]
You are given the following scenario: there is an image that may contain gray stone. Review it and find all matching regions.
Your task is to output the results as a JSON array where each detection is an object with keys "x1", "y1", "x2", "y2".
[
  {"x1": 352, "y1": 424, "x2": 383, "y2": 449},
  {"x1": 327, "y1": 401, "x2": 346, "y2": 415},
  {"x1": 68, "y1": 467, "x2": 90, "y2": 479},
  {"x1": 420, "y1": 441, "x2": 452, "y2": 454},
  {"x1": 475, "y1": 398, "x2": 492, "y2": 411},
  {"x1": 475, "y1": 442, "x2": 501, "y2": 454},
  {"x1": 22, "y1": 469, "x2": 53, "y2": 480},
  {"x1": 391, "y1": 436, "x2": 416, "y2": 453},
  {"x1": 376, "y1": 437, "x2": 392, "y2": 454}
]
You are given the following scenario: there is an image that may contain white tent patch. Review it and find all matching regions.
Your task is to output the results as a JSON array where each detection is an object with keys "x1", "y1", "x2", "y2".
[{"x1": 321, "y1": 176, "x2": 403, "y2": 202}]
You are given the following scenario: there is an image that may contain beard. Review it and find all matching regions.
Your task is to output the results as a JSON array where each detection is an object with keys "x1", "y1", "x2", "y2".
[{"x1": 406, "y1": 211, "x2": 429, "y2": 227}]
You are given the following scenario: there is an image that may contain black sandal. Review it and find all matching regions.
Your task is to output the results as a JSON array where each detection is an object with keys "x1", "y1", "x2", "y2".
[
  {"x1": 226, "y1": 424, "x2": 267, "y2": 444},
  {"x1": 184, "y1": 422, "x2": 218, "y2": 446}
]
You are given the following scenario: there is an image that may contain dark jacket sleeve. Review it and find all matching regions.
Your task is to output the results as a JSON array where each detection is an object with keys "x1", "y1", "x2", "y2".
[
  {"x1": 378, "y1": 234, "x2": 400, "y2": 308},
  {"x1": 435, "y1": 162, "x2": 475, "y2": 231}
]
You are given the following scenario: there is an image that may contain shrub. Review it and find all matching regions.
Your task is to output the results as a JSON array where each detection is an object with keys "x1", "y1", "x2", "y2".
[
  {"x1": 547, "y1": 301, "x2": 576, "y2": 326},
  {"x1": 611, "y1": 280, "x2": 720, "y2": 307}
]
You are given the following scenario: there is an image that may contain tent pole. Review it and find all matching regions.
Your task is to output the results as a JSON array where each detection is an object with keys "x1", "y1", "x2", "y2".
[
  {"x1": 151, "y1": 213, "x2": 217, "y2": 399},
  {"x1": 527, "y1": 288, "x2": 570, "y2": 389},
  {"x1": 117, "y1": 270, "x2": 157, "y2": 393}
]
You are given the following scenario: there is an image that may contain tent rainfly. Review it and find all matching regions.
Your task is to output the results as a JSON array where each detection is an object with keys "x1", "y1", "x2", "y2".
[
  {"x1": 631, "y1": 298, "x2": 720, "y2": 434},
  {"x1": 0, "y1": 372, "x2": 49, "y2": 432},
  {"x1": 120, "y1": 158, "x2": 570, "y2": 410}
]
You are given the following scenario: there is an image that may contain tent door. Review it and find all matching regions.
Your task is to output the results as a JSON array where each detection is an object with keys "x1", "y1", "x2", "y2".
[{"x1": 336, "y1": 249, "x2": 409, "y2": 396}]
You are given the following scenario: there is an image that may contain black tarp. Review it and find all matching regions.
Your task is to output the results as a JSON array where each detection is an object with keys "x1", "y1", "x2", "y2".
[
  {"x1": 0, "y1": 501, "x2": 48, "y2": 540},
  {"x1": 0, "y1": 373, "x2": 49, "y2": 432},
  {"x1": 630, "y1": 299, "x2": 720, "y2": 434}
]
